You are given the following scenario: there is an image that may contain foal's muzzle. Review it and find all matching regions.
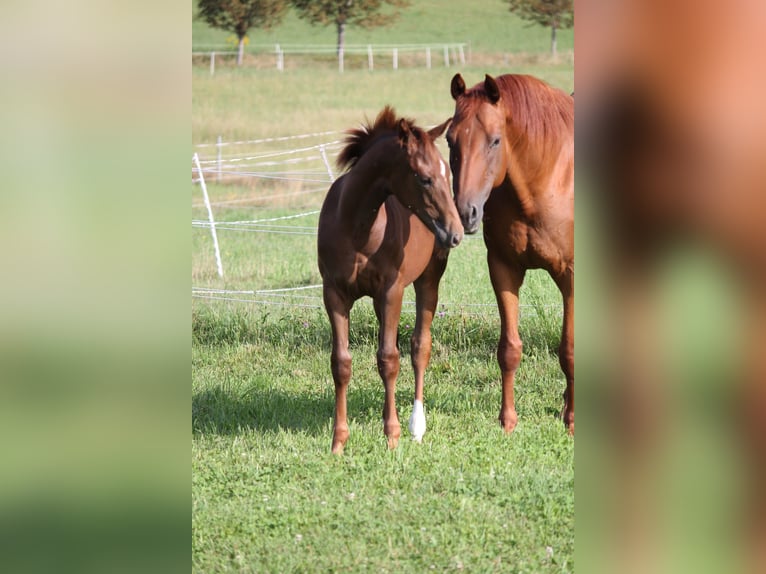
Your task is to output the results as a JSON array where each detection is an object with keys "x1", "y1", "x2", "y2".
[{"x1": 433, "y1": 223, "x2": 463, "y2": 249}]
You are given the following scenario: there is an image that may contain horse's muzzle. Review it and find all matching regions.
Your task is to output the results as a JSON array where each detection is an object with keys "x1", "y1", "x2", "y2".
[
  {"x1": 433, "y1": 221, "x2": 463, "y2": 249},
  {"x1": 461, "y1": 204, "x2": 482, "y2": 234}
]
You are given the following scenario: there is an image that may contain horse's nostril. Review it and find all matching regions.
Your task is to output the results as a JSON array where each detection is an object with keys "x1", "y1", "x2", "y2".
[
  {"x1": 470, "y1": 205, "x2": 478, "y2": 222},
  {"x1": 450, "y1": 233, "x2": 461, "y2": 247}
]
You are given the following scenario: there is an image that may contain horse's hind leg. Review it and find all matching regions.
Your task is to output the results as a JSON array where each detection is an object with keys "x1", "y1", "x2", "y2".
[
  {"x1": 488, "y1": 253, "x2": 526, "y2": 433},
  {"x1": 409, "y1": 253, "x2": 448, "y2": 442},
  {"x1": 554, "y1": 269, "x2": 575, "y2": 435},
  {"x1": 323, "y1": 287, "x2": 352, "y2": 454},
  {"x1": 374, "y1": 287, "x2": 404, "y2": 449}
]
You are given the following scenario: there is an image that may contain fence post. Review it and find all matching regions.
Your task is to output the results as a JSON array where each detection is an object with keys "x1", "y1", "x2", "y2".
[
  {"x1": 216, "y1": 135, "x2": 222, "y2": 182},
  {"x1": 443, "y1": 45, "x2": 450, "y2": 67},
  {"x1": 193, "y1": 153, "x2": 224, "y2": 278},
  {"x1": 392, "y1": 48, "x2": 398, "y2": 70},
  {"x1": 458, "y1": 44, "x2": 465, "y2": 65},
  {"x1": 367, "y1": 45, "x2": 373, "y2": 71},
  {"x1": 338, "y1": 49, "x2": 344, "y2": 73},
  {"x1": 426, "y1": 46, "x2": 431, "y2": 69},
  {"x1": 276, "y1": 44, "x2": 283, "y2": 71},
  {"x1": 210, "y1": 51, "x2": 215, "y2": 75},
  {"x1": 319, "y1": 145, "x2": 334, "y2": 183}
]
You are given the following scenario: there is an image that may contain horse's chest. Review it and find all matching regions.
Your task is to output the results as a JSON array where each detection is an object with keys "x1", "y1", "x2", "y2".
[{"x1": 484, "y1": 218, "x2": 563, "y2": 271}]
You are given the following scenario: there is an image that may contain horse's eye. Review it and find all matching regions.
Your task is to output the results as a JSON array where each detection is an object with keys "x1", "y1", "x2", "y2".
[
  {"x1": 419, "y1": 175, "x2": 433, "y2": 187},
  {"x1": 489, "y1": 137, "x2": 501, "y2": 149}
]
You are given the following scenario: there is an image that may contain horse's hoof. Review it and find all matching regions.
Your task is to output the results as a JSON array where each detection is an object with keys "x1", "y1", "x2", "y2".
[
  {"x1": 332, "y1": 426, "x2": 349, "y2": 454},
  {"x1": 384, "y1": 421, "x2": 401, "y2": 449},
  {"x1": 562, "y1": 409, "x2": 574, "y2": 435},
  {"x1": 499, "y1": 410, "x2": 518, "y2": 433}
]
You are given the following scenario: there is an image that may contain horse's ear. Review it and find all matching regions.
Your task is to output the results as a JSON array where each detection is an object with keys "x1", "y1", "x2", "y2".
[
  {"x1": 484, "y1": 74, "x2": 500, "y2": 104},
  {"x1": 397, "y1": 118, "x2": 418, "y2": 152},
  {"x1": 428, "y1": 117, "x2": 452, "y2": 140},
  {"x1": 451, "y1": 74, "x2": 466, "y2": 100},
  {"x1": 397, "y1": 118, "x2": 410, "y2": 145}
]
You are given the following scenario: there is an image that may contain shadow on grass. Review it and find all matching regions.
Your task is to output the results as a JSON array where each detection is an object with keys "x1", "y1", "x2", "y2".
[{"x1": 192, "y1": 383, "x2": 388, "y2": 437}]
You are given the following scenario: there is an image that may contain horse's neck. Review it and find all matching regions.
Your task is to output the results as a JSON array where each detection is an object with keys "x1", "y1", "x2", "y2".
[
  {"x1": 338, "y1": 139, "x2": 404, "y2": 235},
  {"x1": 504, "y1": 133, "x2": 540, "y2": 219},
  {"x1": 504, "y1": 118, "x2": 569, "y2": 219}
]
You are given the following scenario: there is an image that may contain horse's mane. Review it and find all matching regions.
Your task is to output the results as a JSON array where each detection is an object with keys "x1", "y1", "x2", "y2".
[
  {"x1": 458, "y1": 74, "x2": 573, "y2": 147},
  {"x1": 336, "y1": 106, "x2": 420, "y2": 171}
]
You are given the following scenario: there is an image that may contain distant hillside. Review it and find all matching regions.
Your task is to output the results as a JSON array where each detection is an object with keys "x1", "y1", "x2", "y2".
[{"x1": 191, "y1": 0, "x2": 573, "y2": 55}]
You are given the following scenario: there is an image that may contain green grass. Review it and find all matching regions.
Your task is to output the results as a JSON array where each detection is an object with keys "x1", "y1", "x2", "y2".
[
  {"x1": 193, "y1": 213, "x2": 573, "y2": 572},
  {"x1": 192, "y1": 0, "x2": 573, "y2": 55},
  {"x1": 192, "y1": 65, "x2": 574, "y2": 145},
  {"x1": 193, "y1": 13, "x2": 574, "y2": 571}
]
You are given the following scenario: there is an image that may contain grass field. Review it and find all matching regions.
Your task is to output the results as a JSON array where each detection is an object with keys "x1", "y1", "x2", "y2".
[
  {"x1": 193, "y1": 4, "x2": 574, "y2": 571},
  {"x1": 192, "y1": 0, "x2": 574, "y2": 56}
]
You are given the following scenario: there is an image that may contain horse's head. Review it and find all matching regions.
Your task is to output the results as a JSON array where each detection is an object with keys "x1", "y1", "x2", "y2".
[
  {"x1": 396, "y1": 118, "x2": 464, "y2": 249},
  {"x1": 447, "y1": 73, "x2": 508, "y2": 234}
]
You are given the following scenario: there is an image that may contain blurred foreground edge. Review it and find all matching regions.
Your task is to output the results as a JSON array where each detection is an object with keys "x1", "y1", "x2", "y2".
[{"x1": 576, "y1": 1, "x2": 766, "y2": 573}]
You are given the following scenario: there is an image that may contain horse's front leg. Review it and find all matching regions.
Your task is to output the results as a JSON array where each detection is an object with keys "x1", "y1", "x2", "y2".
[
  {"x1": 323, "y1": 287, "x2": 352, "y2": 454},
  {"x1": 409, "y1": 255, "x2": 448, "y2": 442},
  {"x1": 555, "y1": 268, "x2": 574, "y2": 435},
  {"x1": 374, "y1": 286, "x2": 404, "y2": 449},
  {"x1": 488, "y1": 253, "x2": 526, "y2": 433}
]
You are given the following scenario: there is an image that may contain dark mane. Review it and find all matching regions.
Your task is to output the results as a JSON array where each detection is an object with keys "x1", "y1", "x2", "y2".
[
  {"x1": 458, "y1": 74, "x2": 573, "y2": 148},
  {"x1": 336, "y1": 106, "x2": 419, "y2": 171}
]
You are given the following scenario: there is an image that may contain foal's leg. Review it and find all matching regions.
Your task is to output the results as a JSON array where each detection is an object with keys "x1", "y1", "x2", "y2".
[
  {"x1": 554, "y1": 269, "x2": 575, "y2": 435},
  {"x1": 488, "y1": 252, "x2": 526, "y2": 433},
  {"x1": 374, "y1": 286, "x2": 404, "y2": 449},
  {"x1": 409, "y1": 253, "x2": 448, "y2": 442},
  {"x1": 323, "y1": 287, "x2": 352, "y2": 454}
]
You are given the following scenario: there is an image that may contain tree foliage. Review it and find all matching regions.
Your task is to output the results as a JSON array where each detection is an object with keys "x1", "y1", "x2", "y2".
[
  {"x1": 507, "y1": 0, "x2": 573, "y2": 56},
  {"x1": 290, "y1": 0, "x2": 411, "y2": 56},
  {"x1": 198, "y1": 0, "x2": 288, "y2": 64}
]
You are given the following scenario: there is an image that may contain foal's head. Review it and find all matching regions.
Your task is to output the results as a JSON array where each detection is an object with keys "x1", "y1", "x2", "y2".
[
  {"x1": 338, "y1": 106, "x2": 463, "y2": 249},
  {"x1": 395, "y1": 116, "x2": 463, "y2": 248}
]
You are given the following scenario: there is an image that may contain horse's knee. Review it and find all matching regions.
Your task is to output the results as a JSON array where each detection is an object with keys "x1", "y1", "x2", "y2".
[
  {"x1": 331, "y1": 350, "x2": 352, "y2": 385},
  {"x1": 410, "y1": 331, "x2": 432, "y2": 362},
  {"x1": 377, "y1": 347, "x2": 400, "y2": 381},
  {"x1": 497, "y1": 336, "x2": 522, "y2": 373}
]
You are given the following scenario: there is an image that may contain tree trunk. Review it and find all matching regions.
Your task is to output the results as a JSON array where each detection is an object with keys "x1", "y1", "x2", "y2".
[
  {"x1": 237, "y1": 35, "x2": 245, "y2": 66},
  {"x1": 551, "y1": 24, "x2": 558, "y2": 58},
  {"x1": 337, "y1": 21, "x2": 346, "y2": 72}
]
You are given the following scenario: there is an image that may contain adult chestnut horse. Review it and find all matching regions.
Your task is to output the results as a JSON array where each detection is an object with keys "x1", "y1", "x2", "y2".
[
  {"x1": 447, "y1": 74, "x2": 574, "y2": 434},
  {"x1": 318, "y1": 106, "x2": 463, "y2": 454}
]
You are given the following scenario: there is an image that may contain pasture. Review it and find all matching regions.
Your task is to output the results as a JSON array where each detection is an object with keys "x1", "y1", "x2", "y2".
[{"x1": 192, "y1": 6, "x2": 574, "y2": 571}]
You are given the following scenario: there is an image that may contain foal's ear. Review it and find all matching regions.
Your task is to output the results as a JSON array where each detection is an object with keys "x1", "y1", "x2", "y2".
[
  {"x1": 451, "y1": 74, "x2": 466, "y2": 100},
  {"x1": 484, "y1": 74, "x2": 500, "y2": 104},
  {"x1": 397, "y1": 118, "x2": 411, "y2": 144},
  {"x1": 428, "y1": 117, "x2": 452, "y2": 140},
  {"x1": 397, "y1": 118, "x2": 418, "y2": 152}
]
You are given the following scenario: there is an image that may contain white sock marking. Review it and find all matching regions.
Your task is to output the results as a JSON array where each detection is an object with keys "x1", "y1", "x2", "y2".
[{"x1": 409, "y1": 399, "x2": 426, "y2": 442}]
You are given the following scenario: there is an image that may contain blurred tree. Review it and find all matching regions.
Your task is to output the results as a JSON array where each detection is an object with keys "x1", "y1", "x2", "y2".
[
  {"x1": 290, "y1": 0, "x2": 411, "y2": 63},
  {"x1": 198, "y1": 0, "x2": 288, "y2": 65},
  {"x1": 507, "y1": 0, "x2": 573, "y2": 57}
]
